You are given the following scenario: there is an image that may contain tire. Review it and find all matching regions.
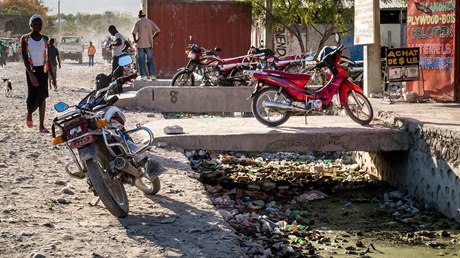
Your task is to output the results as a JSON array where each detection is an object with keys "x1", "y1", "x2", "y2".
[
  {"x1": 85, "y1": 144, "x2": 129, "y2": 218},
  {"x1": 171, "y1": 70, "x2": 194, "y2": 86},
  {"x1": 344, "y1": 91, "x2": 373, "y2": 125},
  {"x1": 251, "y1": 86, "x2": 291, "y2": 127},
  {"x1": 229, "y1": 67, "x2": 250, "y2": 86},
  {"x1": 135, "y1": 175, "x2": 161, "y2": 195}
]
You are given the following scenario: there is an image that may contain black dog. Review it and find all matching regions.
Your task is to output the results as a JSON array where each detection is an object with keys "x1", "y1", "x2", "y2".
[{"x1": 2, "y1": 78, "x2": 12, "y2": 97}]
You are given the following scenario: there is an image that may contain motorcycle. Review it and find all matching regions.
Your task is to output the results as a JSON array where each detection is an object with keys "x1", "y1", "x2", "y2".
[
  {"x1": 171, "y1": 42, "x2": 264, "y2": 87},
  {"x1": 51, "y1": 53, "x2": 166, "y2": 218},
  {"x1": 248, "y1": 46, "x2": 325, "y2": 87},
  {"x1": 248, "y1": 45, "x2": 374, "y2": 127},
  {"x1": 248, "y1": 46, "x2": 309, "y2": 73}
]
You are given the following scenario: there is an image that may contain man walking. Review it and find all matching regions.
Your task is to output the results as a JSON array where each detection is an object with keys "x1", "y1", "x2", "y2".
[
  {"x1": 87, "y1": 41, "x2": 96, "y2": 66},
  {"x1": 48, "y1": 38, "x2": 61, "y2": 90},
  {"x1": 131, "y1": 10, "x2": 160, "y2": 81}
]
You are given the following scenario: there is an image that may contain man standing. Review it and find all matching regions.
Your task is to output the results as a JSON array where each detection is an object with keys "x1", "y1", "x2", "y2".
[
  {"x1": 131, "y1": 10, "x2": 160, "y2": 81},
  {"x1": 87, "y1": 41, "x2": 96, "y2": 66},
  {"x1": 108, "y1": 25, "x2": 129, "y2": 93},
  {"x1": 48, "y1": 38, "x2": 61, "y2": 90}
]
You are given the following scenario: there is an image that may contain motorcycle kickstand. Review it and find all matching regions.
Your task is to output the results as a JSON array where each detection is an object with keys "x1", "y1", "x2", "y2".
[
  {"x1": 90, "y1": 197, "x2": 101, "y2": 207},
  {"x1": 304, "y1": 113, "x2": 308, "y2": 125}
]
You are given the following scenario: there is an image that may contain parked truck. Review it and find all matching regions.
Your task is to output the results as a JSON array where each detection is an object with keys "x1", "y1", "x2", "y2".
[{"x1": 58, "y1": 35, "x2": 84, "y2": 64}]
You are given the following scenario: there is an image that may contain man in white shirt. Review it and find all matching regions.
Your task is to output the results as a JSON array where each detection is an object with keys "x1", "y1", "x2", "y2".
[{"x1": 108, "y1": 25, "x2": 130, "y2": 92}]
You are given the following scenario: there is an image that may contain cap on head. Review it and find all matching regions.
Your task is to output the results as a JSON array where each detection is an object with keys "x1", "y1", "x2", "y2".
[
  {"x1": 138, "y1": 10, "x2": 146, "y2": 17},
  {"x1": 29, "y1": 14, "x2": 44, "y2": 28}
]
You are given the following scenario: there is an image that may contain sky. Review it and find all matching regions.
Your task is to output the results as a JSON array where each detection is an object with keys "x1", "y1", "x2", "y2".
[{"x1": 42, "y1": 0, "x2": 142, "y2": 16}]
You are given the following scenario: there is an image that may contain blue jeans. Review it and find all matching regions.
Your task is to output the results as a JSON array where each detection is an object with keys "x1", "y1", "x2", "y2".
[
  {"x1": 88, "y1": 55, "x2": 94, "y2": 66},
  {"x1": 137, "y1": 47, "x2": 154, "y2": 77}
]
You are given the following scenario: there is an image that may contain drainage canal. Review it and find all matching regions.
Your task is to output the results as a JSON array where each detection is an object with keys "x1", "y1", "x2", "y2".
[{"x1": 184, "y1": 149, "x2": 460, "y2": 258}]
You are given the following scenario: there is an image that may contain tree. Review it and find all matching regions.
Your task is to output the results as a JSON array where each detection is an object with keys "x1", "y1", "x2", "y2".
[
  {"x1": 247, "y1": 0, "x2": 354, "y2": 56},
  {"x1": 48, "y1": 11, "x2": 135, "y2": 42},
  {"x1": 0, "y1": 0, "x2": 50, "y2": 35}
]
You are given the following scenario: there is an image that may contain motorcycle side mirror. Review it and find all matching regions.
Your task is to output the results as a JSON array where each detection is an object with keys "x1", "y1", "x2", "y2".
[
  {"x1": 118, "y1": 54, "x2": 133, "y2": 66},
  {"x1": 54, "y1": 102, "x2": 69, "y2": 112},
  {"x1": 214, "y1": 47, "x2": 221, "y2": 52},
  {"x1": 189, "y1": 35, "x2": 193, "y2": 42},
  {"x1": 334, "y1": 33, "x2": 340, "y2": 43}
]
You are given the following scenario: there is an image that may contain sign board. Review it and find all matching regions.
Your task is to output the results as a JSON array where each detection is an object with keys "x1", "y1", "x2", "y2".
[
  {"x1": 405, "y1": 0, "x2": 455, "y2": 101},
  {"x1": 354, "y1": 0, "x2": 375, "y2": 45},
  {"x1": 386, "y1": 48, "x2": 420, "y2": 82}
]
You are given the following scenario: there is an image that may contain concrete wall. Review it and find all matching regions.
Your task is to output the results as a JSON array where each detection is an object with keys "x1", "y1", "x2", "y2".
[
  {"x1": 356, "y1": 116, "x2": 460, "y2": 222},
  {"x1": 117, "y1": 86, "x2": 254, "y2": 112}
]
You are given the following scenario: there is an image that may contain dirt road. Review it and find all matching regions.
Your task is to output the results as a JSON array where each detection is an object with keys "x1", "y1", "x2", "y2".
[{"x1": 0, "y1": 60, "x2": 243, "y2": 257}]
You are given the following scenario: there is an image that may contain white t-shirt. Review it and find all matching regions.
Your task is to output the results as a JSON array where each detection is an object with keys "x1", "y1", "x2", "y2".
[
  {"x1": 27, "y1": 37, "x2": 45, "y2": 66},
  {"x1": 112, "y1": 32, "x2": 126, "y2": 57}
]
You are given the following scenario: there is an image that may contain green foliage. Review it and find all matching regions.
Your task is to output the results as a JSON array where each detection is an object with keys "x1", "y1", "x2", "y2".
[
  {"x1": 246, "y1": 0, "x2": 354, "y2": 53},
  {"x1": 1, "y1": 1, "x2": 135, "y2": 41},
  {"x1": 54, "y1": 11, "x2": 136, "y2": 41},
  {"x1": 1, "y1": 0, "x2": 49, "y2": 35}
]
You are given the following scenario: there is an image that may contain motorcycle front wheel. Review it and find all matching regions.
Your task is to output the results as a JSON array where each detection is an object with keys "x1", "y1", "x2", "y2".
[
  {"x1": 171, "y1": 70, "x2": 195, "y2": 86},
  {"x1": 344, "y1": 91, "x2": 373, "y2": 125},
  {"x1": 85, "y1": 144, "x2": 129, "y2": 218},
  {"x1": 251, "y1": 86, "x2": 291, "y2": 127},
  {"x1": 135, "y1": 176, "x2": 161, "y2": 195}
]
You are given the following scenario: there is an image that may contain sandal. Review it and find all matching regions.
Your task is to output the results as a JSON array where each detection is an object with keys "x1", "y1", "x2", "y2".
[
  {"x1": 39, "y1": 128, "x2": 50, "y2": 134},
  {"x1": 26, "y1": 117, "x2": 33, "y2": 128}
]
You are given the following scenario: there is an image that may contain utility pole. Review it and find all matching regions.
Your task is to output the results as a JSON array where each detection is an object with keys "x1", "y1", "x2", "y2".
[
  {"x1": 362, "y1": 0, "x2": 382, "y2": 96},
  {"x1": 58, "y1": 0, "x2": 61, "y2": 37}
]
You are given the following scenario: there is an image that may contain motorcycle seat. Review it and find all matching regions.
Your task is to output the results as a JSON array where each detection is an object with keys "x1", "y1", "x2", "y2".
[{"x1": 261, "y1": 69, "x2": 311, "y2": 81}]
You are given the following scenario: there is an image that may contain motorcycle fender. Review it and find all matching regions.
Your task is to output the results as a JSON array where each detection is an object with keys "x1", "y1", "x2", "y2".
[
  {"x1": 338, "y1": 80, "x2": 364, "y2": 107},
  {"x1": 77, "y1": 143, "x2": 98, "y2": 162},
  {"x1": 104, "y1": 106, "x2": 126, "y2": 127}
]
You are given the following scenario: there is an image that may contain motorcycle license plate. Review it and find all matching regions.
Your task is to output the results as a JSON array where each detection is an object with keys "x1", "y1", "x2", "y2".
[
  {"x1": 65, "y1": 120, "x2": 89, "y2": 139},
  {"x1": 69, "y1": 134, "x2": 93, "y2": 149},
  {"x1": 65, "y1": 120, "x2": 92, "y2": 148}
]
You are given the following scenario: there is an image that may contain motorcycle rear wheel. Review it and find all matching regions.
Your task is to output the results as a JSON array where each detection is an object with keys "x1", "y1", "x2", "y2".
[
  {"x1": 172, "y1": 70, "x2": 195, "y2": 86},
  {"x1": 251, "y1": 86, "x2": 291, "y2": 127},
  {"x1": 229, "y1": 67, "x2": 251, "y2": 86},
  {"x1": 344, "y1": 91, "x2": 373, "y2": 125},
  {"x1": 85, "y1": 144, "x2": 129, "y2": 218}
]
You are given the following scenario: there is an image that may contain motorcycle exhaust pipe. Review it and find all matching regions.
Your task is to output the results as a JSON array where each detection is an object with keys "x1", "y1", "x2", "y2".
[
  {"x1": 112, "y1": 157, "x2": 143, "y2": 178},
  {"x1": 262, "y1": 100, "x2": 306, "y2": 112}
]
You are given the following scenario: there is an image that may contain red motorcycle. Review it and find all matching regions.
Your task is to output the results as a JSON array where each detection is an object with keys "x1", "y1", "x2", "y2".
[
  {"x1": 248, "y1": 46, "x2": 308, "y2": 72},
  {"x1": 172, "y1": 43, "x2": 264, "y2": 86},
  {"x1": 248, "y1": 45, "x2": 373, "y2": 127}
]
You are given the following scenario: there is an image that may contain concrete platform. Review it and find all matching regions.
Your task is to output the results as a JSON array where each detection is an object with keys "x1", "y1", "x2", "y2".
[
  {"x1": 146, "y1": 115, "x2": 410, "y2": 152},
  {"x1": 115, "y1": 86, "x2": 460, "y2": 153}
]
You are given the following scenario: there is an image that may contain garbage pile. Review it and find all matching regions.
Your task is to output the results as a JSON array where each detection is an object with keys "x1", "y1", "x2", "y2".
[{"x1": 186, "y1": 150, "x2": 460, "y2": 257}]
